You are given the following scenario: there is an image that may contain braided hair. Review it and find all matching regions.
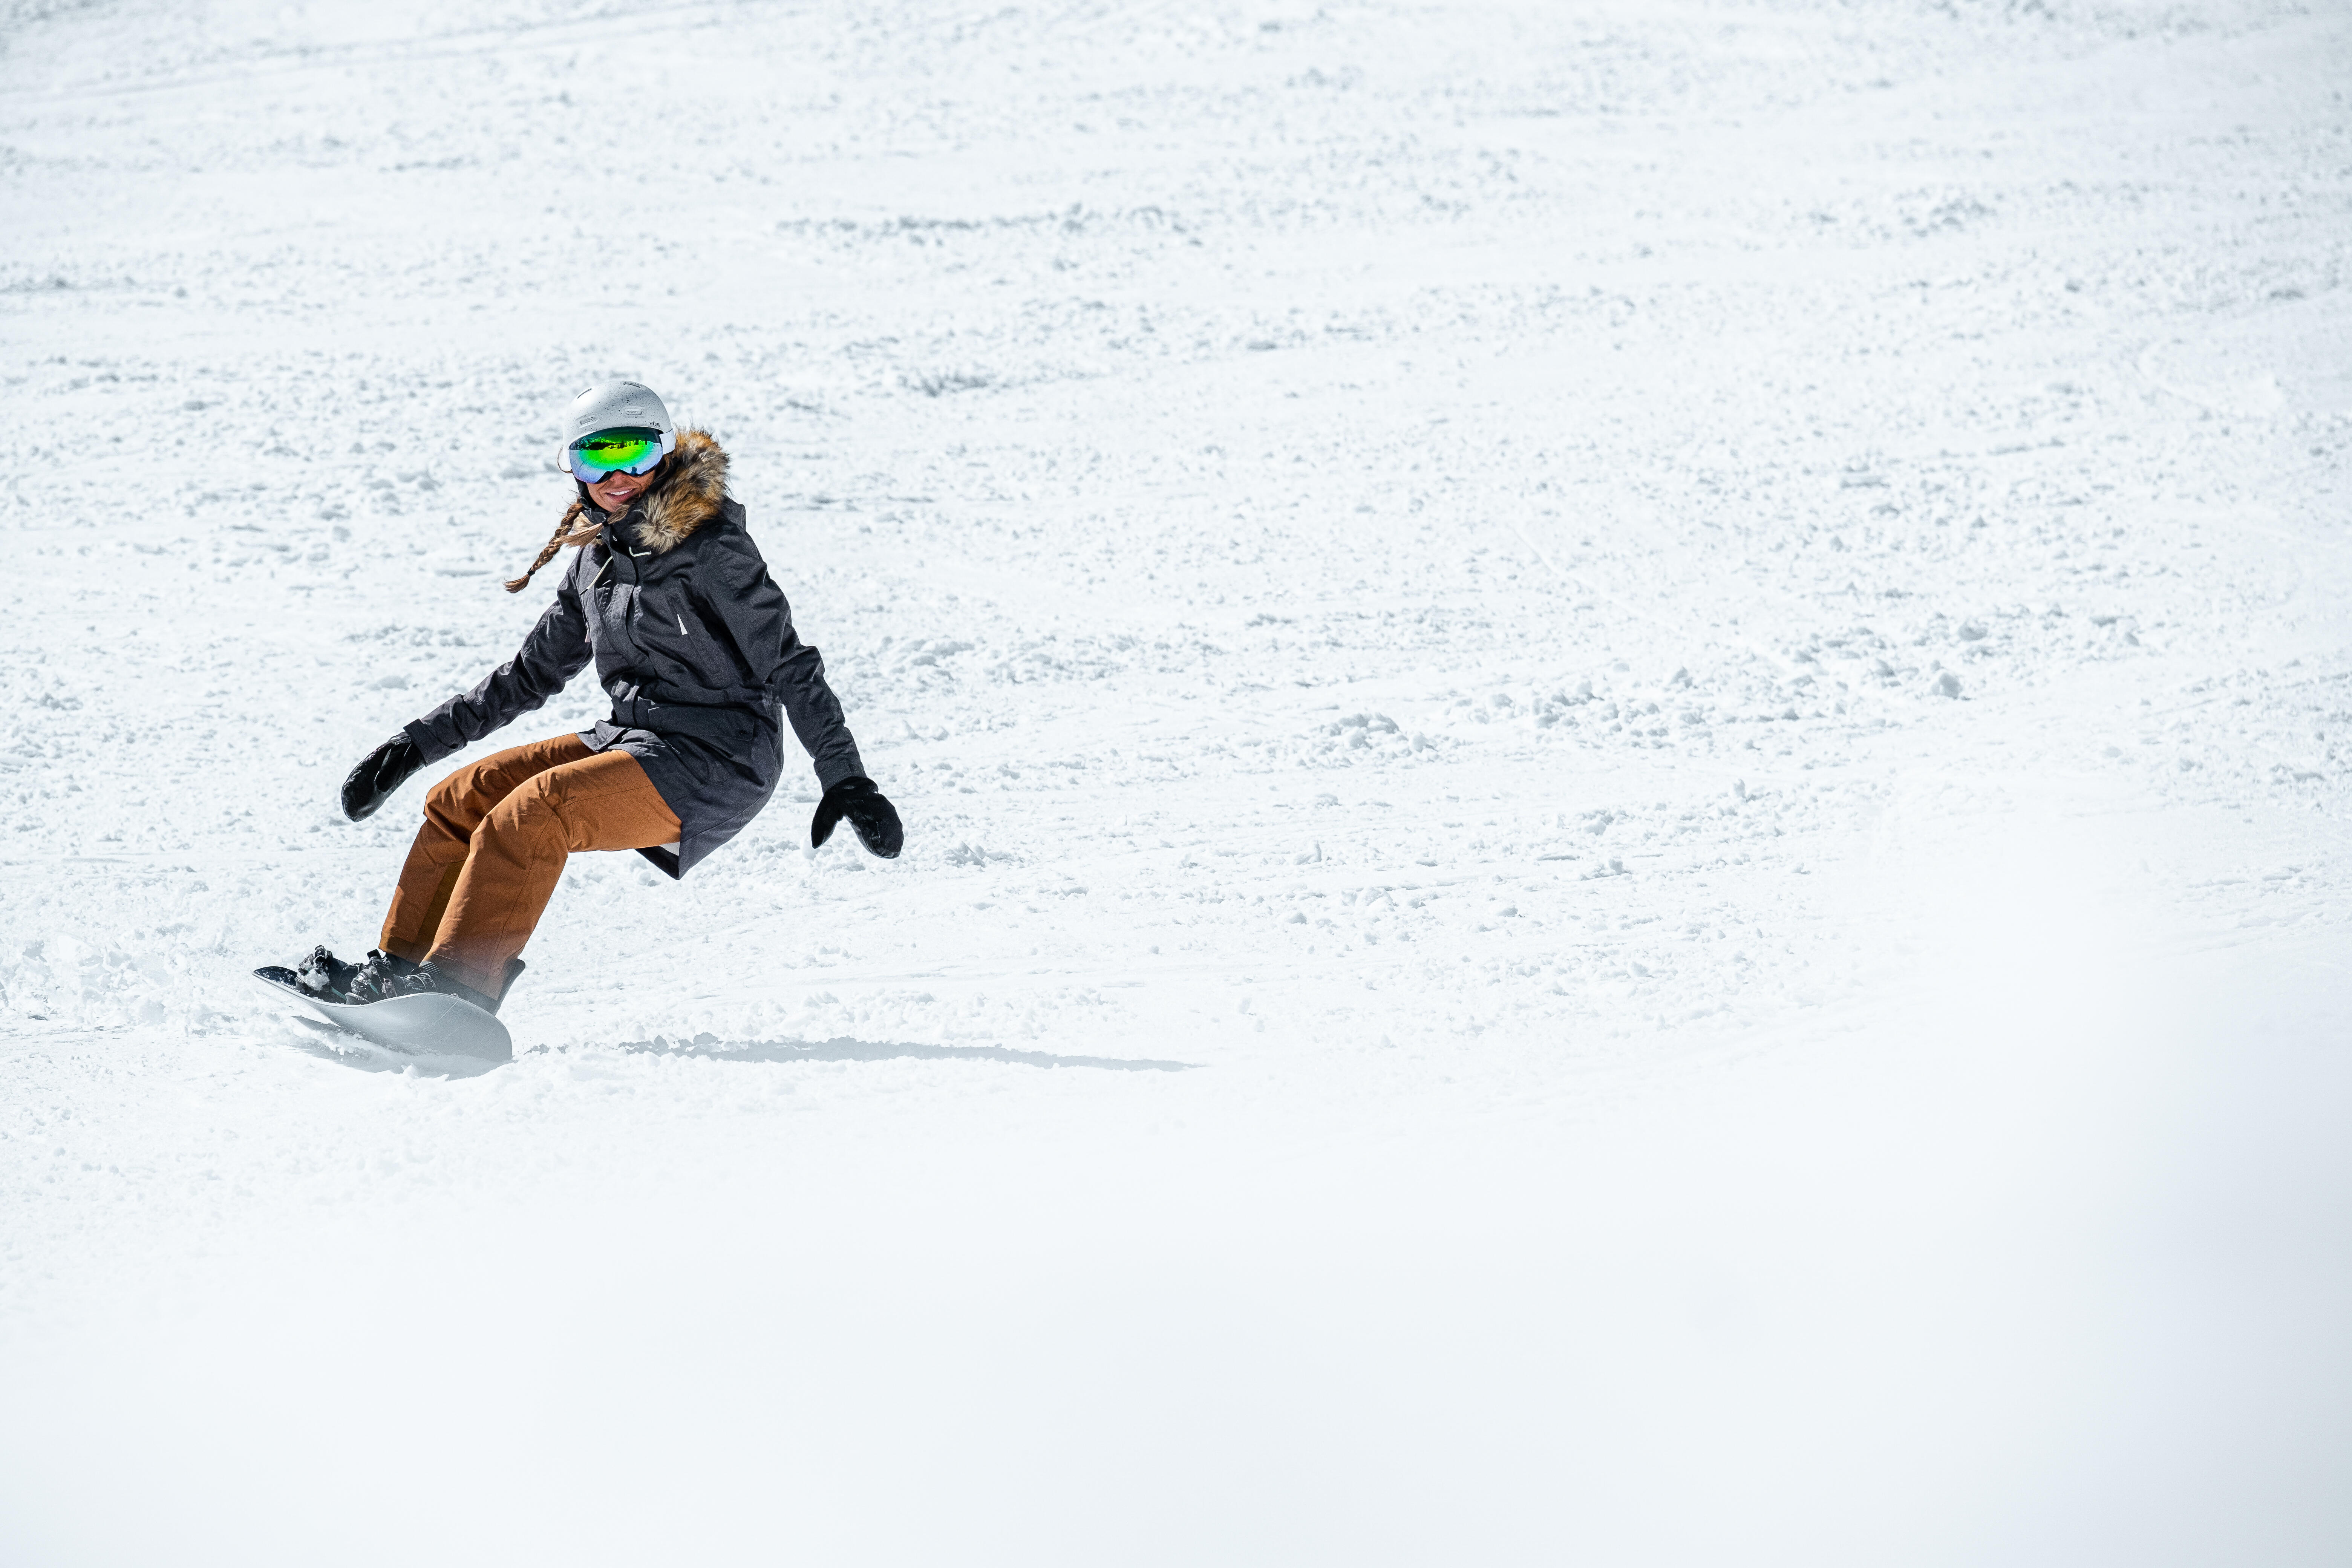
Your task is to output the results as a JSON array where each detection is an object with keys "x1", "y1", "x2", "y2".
[{"x1": 503, "y1": 499, "x2": 603, "y2": 593}]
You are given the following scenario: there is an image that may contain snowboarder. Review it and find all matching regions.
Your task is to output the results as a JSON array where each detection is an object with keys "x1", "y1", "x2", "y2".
[{"x1": 273, "y1": 379, "x2": 902, "y2": 1027}]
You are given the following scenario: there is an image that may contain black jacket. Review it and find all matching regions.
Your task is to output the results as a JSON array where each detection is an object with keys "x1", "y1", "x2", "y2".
[{"x1": 405, "y1": 430, "x2": 862, "y2": 876}]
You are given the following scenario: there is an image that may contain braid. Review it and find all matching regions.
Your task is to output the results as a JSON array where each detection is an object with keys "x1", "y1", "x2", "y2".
[{"x1": 504, "y1": 499, "x2": 599, "y2": 593}]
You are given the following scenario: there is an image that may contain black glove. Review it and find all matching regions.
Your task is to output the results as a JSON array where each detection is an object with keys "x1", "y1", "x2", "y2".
[
  {"x1": 341, "y1": 732, "x2": 427, "y2": 822},
  {"x1": 811, "y1": 776, "x2": 902, "y2": 858}
]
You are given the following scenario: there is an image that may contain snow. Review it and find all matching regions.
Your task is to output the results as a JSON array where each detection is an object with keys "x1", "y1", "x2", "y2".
[{"x1": 4, "y1": 0, "x2": 2349, "y2": 1560}]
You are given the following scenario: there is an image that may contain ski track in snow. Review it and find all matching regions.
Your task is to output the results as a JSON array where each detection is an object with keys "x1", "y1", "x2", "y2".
[{"x1": 3, "y1": 2, "x2": 2350, "y2": 1562}]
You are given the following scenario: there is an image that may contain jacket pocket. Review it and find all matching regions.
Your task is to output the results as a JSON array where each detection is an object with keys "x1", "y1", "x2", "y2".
[{"x1": 653, "y1": 590, "x2": 737, "y2": 690}]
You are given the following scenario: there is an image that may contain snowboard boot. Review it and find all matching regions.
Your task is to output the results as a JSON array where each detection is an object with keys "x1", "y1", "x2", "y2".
[
  {"x1": 415, "y1": 961, "x2": 501, "y2": 1015},
  {"x1": 493, "y1": 957, "x2": 526, "y2": 1013},
  {"x1": 437, "y1": 957, "x2": 526, "y2": 1015},
  {"x1": 294, "y1": 946, "x2": 362, "y2": 1002}
]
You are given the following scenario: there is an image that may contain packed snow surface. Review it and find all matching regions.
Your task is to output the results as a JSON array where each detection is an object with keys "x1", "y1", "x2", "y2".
[{"x1": 4, "y1": 1, "x2": 2350, "y2": 1562}]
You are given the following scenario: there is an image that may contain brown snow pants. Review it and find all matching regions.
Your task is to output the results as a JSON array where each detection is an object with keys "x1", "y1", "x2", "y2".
[{"x1": 379, "y1": 733, "x2": 681, "y2": 1000}]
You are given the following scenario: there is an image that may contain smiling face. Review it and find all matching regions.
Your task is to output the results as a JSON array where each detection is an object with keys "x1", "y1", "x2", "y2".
[
  {"x1": 567, "y1": 427, "x2": 668, "y2": 514},
  {"x1": 586, "y1": 463, "x2": 657, "y2": 514}
]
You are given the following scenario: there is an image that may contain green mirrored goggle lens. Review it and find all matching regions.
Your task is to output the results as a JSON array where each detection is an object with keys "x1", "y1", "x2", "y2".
[{"x1": 567, "y1": 428, "x2": 665, "y2": 482}]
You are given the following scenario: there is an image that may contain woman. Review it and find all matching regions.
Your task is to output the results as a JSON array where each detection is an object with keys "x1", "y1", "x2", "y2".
[{"x1": 291, "y1": 380, "x2": 902, "y2": 1015}]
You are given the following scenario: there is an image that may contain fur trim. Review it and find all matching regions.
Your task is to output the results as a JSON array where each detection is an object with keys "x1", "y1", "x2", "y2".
[
  {"x1": 503, "y1": 429, "x2": 729, "y2": 593},
  {"x1": 632, "y1": 428, "x2": 728, "y2": 554}
]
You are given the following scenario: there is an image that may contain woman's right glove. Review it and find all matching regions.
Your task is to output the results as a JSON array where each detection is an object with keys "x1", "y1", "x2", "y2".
[{"x1": 341, "y1": 732, "x2": 426, "y2": 822}]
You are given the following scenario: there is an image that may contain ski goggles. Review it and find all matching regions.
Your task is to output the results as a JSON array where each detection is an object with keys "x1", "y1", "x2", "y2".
[{"x1": 565, "y1": 427, "x2": 675, "y2": 485}]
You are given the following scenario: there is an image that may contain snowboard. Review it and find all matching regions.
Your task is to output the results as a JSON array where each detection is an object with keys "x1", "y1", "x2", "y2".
[{"x1": 251, "y1": 967, "x2": 513, "y2": 1064}]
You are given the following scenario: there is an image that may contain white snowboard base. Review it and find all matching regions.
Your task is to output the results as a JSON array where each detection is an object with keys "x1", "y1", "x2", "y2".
[{"x1": 252, "y1": 968, "x2": 513, "y2": 1064}]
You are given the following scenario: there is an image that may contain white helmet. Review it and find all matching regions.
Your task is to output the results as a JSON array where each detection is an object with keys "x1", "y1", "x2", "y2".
[
  {"x1": 561, "y1": 380, "x2": 676, "y2": 455},
  {"x1": 559, "y1": 380, "x2": 677, "y2": 486}
]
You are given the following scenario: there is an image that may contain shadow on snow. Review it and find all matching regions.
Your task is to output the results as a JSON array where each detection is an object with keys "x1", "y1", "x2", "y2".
[
  {"x1": 616, "y1": 1035, "x2": 1199, "y2": 1073},
  {"x1": 283, "y1": 1017, "x2": 1197, "y2": 1076}
]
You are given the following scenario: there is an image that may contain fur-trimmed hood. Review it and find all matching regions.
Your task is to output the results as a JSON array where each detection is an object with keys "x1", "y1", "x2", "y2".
[
  {"x1": 505, "y1": 428, "x2": 730, "y2": 593},
  {"x1": 617, "y1": 427, "x2": 728, "y2": 553}
]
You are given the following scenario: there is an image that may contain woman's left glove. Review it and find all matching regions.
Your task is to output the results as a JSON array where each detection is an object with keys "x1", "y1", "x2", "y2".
[
  {"x1": 341, "y1": 732, "x2": 427, "y2": 822},
  {"x1": 811, "y1": 776, "x2": 903, "y2": 858}
]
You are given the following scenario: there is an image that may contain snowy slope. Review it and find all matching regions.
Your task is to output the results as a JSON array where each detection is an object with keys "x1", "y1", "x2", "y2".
[{"x1": 3, "y1": 2, "x2": 2349, "y2": 1562}]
